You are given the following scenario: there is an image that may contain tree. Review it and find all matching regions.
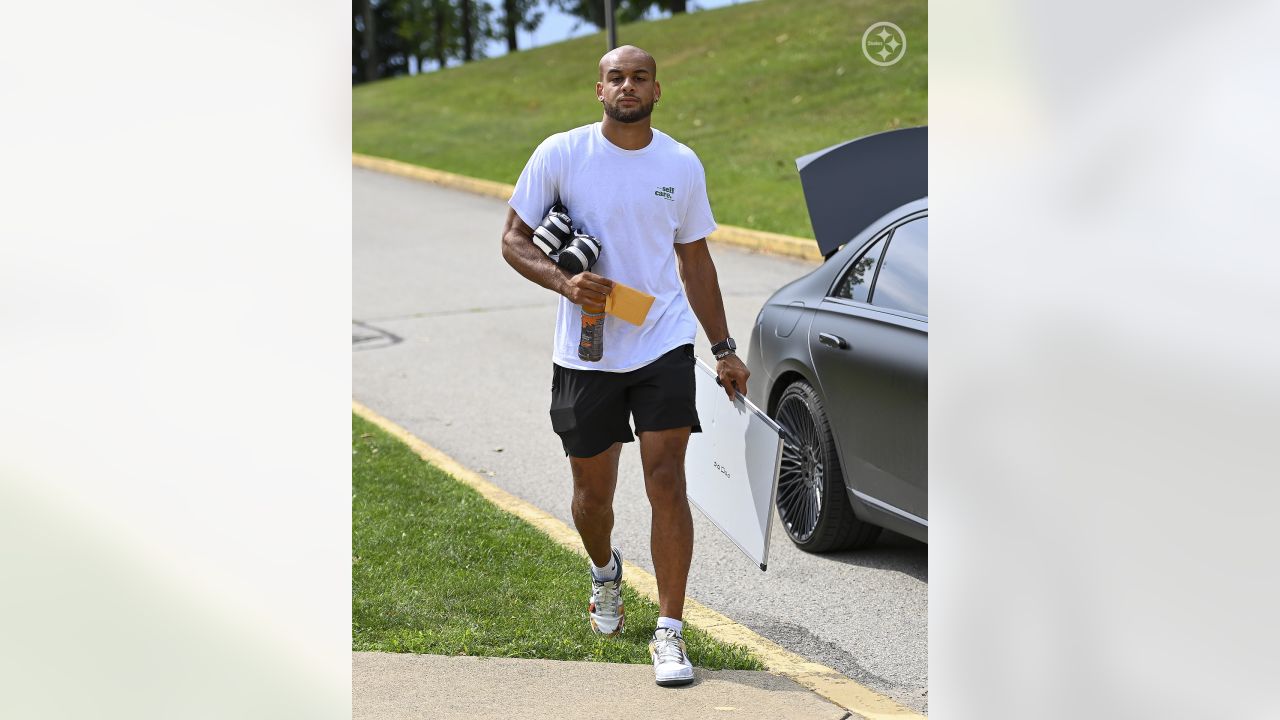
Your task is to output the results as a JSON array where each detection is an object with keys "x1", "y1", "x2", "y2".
[
  {"x1": 500, "y1": 0, "x2": 544, "y2": 53},
  {"x1": 461, "y1": 0, "x2": 473, "y2": 61},
  {"x1": 549, "y1": 0, "x2": 597, "y2": 29},
  {"x1": 354, "y1": 0, "x2": 504, "y2": 80},
  {"x1": 431, "y1": 0, "x2": 451, "y2": 69},
  {"x1": 549, "y1": 0, "x2": 693, "y2": 31},
  {"x1": 456, "y1": 0, "x2": 499, "y2": 63},
  {"x1": 353, "y1": 0, "x2": 413, "y2": 83},
  {"x1": 393, "y1": 0, "x2": 457, "y2": 72},
  {"x1": 393, "y1": 0, "x2": 427, "y2": 73},
  {"x1": 627, "y1": 0, "x2": 690, "y2": 19},
  {"x1": 361, "y1": 0, "x2": 376, "y2": 81}
]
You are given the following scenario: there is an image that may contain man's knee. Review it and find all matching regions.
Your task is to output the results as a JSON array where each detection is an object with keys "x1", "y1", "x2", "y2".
[
  {"x1": 570, "y1": 446, "x2": 620, "y2": 512},
  {"x1": 573, "y1": 482, "x2": 614, "y2": 515},
  {"x1": 639, "y1": 428, "x2": 690, "y2": 505},
  {"x1": 644, "y1": 461, "x2": 687, "y2": 506}
]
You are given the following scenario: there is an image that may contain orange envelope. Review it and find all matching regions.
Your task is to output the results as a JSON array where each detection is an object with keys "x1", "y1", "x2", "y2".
[{"x1": 604, "y1": 282, "x2": 655, "y2": 326}]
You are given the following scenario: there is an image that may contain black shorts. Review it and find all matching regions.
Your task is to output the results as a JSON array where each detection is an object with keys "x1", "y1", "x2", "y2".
[{"x1": 549, "y1": 344, "x2": 702, "y2": 458}]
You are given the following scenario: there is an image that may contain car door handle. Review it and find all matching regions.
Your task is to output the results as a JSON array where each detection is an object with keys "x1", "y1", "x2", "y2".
[{"x1": 818, "y1": 332, "x2": 848, "y2": 349}]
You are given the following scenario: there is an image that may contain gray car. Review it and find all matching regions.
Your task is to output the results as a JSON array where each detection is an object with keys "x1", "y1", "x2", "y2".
[{"x1": 746, "y1": 127, "x2": 927, "y2": 552}]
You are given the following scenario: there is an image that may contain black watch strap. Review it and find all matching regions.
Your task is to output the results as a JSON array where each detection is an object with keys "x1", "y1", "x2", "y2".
[{"x1": 711, "y1": 337, "x2": 737, "y2": 360}]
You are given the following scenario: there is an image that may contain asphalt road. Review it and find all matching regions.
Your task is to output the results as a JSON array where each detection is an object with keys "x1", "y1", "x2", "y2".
[{"x1": 352, "y1": 167, "x2": 928, "y2": 712}]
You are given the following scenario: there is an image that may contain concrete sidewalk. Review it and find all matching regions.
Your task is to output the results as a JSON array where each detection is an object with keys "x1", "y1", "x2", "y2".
[{"x1": 353, "y1": 652, "x2": 853, "y2": 720}]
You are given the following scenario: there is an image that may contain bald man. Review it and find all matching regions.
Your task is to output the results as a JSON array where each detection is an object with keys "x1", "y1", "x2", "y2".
[{"x1": 501, "y1": 45, "x2": 748, "y2": 687}]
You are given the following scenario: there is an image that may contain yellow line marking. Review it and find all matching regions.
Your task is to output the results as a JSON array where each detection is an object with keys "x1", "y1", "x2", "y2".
[
  {"x1": 352, "y1": 401, "x2": 926, "y2": 720},
  {"x1": 353, "y1": 152, "x2": 823, "y2": 263}
]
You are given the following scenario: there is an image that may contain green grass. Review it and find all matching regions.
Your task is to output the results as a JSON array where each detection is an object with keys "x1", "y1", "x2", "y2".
[
  {"x1": 351, "y1": 414, "x2": 763, "y2": 670},
  {"x1": 353, "y1": 0, "x2": 926, "y2": 238}
]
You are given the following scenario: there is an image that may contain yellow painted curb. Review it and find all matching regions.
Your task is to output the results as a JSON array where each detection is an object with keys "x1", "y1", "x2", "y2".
[
  {"x1": 351, "y1": 401, "x2": 926, "y2": 720},
  {"x1": 352, "y1": 153, "x2": 514, "y2": 201},
  {"x1": 352, "y1": 152, "x2": 823, "y2": 263},
  {"x1": 709, "y1": 224, "x2": 822, "y2": 262}
]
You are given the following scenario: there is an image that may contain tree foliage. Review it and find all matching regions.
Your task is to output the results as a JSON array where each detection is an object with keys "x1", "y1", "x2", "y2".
[
  {"x1": 353, "y1": 0, "x2": 413, "y2": 84},
  {"x1": 354, "y1": 0, "x2": 682, "y2": 84},
  {"x1": 391, "y1": 0, "x2": 460, "y2": 72},
  {"x1": 500, "y1": 0, "x2": 544, "y2": 53},
  {"x1": 355, "y1": 0, "x2": 518, "y2": 82},
  {"x1": 549, "y1": 0, "x2": 687, "y2": 31}
]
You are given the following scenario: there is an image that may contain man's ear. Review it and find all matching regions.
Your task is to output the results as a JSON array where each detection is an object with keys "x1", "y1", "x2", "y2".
[
  {"x1": 654, "y1": 80, "x2": 661, "y2": 103},
  {"x1": 595, "y1": 81, "x2": 603, "y2": 101}
]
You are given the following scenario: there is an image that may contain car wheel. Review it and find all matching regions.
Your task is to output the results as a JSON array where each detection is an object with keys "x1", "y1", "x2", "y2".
[{"x1": 773, "y1": 380, "x2": 882, "y2": 552}]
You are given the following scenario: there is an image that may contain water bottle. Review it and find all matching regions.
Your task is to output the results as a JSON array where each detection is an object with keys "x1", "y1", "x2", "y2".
[
  {"x1": 558, "y1": 230, "x2": 605, "y2": 363},
  {"x1": 579, "y1": 305, "x2": 605, "y2": 362}
]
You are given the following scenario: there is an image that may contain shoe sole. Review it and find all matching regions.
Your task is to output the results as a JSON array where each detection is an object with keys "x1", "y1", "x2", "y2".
[
  {"x1": 590, "y1": 614, "x2": 625, "y2": 636},
  {"x1": 650, "y1": 644, "x2": 694, "y2": 686}
]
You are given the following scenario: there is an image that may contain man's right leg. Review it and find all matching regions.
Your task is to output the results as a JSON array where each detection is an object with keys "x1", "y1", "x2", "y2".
[
  {"x1": 569, "y1": 442, "x2": 623, "y2": 568},
  {"x1": 570, "y1": 443, "x2": 626, "y2": 636},
  {"x1": 550, "y1": 361, "x2": 632, "y2": 636}
]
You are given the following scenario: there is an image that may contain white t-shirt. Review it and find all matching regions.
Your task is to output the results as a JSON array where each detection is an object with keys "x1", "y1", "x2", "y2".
[{"x1": 509, "y1": 122, "x2": 718, "y2": 372}]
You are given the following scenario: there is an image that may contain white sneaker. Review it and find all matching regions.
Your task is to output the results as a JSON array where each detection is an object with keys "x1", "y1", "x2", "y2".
[
  {"x1": 588, "y1": 548, "x2": 624, "y2": 636},
  {"x1": 649, "y1": 627, "x2": 695, "y2": 686}
]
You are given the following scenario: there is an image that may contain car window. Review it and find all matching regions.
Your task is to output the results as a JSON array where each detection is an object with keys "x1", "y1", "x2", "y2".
[
  {"x1": 832, "y1": 235, "x2": 887, "y2": 302},
  {"x1": 870, "y1": 217, "x2": 927, "y2": 316}
]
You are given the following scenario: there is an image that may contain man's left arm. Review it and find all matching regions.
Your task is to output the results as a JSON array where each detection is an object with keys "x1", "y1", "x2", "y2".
[{"x1": 675, "y1": 238, "x2": 749, "y2": 402}]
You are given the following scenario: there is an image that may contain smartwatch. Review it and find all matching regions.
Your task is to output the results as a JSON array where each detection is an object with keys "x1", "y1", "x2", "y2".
[{"x1": 711, "y1": 337, "x2": 737, "y2": 360}]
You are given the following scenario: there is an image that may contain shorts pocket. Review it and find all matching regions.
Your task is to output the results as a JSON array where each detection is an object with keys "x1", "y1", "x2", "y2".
[{"x1": 550, "y1": 404, "x2": 577, "y2": 433}]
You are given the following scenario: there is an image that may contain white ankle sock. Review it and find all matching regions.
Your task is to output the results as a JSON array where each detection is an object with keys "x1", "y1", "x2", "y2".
[
  {"x1": 591, "y1": 551, "x2": 619, "y2": 581},
  {"x1": 657, "y1": 616, "x2": 683, "y2": 634}
]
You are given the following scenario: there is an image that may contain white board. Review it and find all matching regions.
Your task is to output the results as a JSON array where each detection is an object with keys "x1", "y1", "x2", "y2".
[{"x1": 685, "y1": 357, "x2": 784, "y2": 570}]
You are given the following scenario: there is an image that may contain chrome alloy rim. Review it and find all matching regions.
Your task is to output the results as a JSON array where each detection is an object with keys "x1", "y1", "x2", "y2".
[{"x1": 776, "y1": 394, "x2": 824, "y2": 543}]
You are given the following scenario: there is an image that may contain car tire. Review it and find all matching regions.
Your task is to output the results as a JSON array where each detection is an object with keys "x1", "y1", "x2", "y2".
[{"x1": 773, "y1": 380, "x2": 882, "y2": 552}]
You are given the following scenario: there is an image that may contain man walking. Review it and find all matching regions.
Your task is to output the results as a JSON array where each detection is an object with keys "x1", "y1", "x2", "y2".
[{"x1": 500, "y1": 45, "x2": 748, "y2": 686}]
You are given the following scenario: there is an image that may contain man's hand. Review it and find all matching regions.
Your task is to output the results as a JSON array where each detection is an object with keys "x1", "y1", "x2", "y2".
[
  {"x1": 716, "y1": 354, "x2": 750, "y2": 402},
  {"x1": 561, "y1": 271, "x2": 614, "y2": 310}
]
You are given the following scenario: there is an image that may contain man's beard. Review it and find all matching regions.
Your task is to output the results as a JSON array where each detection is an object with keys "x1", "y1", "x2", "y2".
[{"x1": 604, "y1": 98, "x2": 654, "y2": 123}]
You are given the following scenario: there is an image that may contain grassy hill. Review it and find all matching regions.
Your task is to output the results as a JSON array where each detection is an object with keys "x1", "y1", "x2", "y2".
[{"x1": 352, "y1": 0, "x2": 926, "y2": 239}]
